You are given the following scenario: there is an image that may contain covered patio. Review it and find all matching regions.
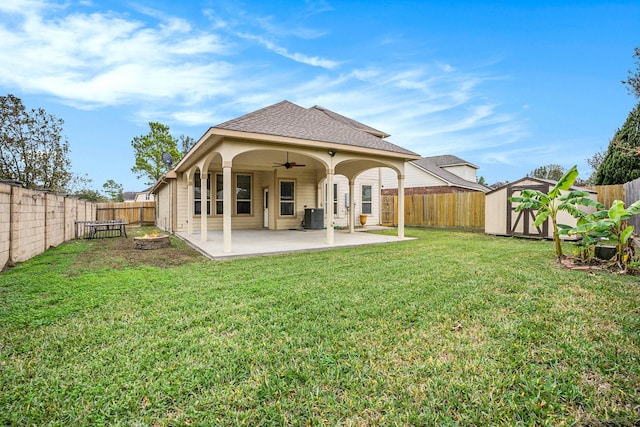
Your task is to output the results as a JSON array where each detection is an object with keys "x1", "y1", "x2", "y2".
[
  {"x1": 177, "y1": 227, "x2": 414, "y2": 259},
  {"x1": 152, "y1": 101, "x2": 421, "y2": 257}
]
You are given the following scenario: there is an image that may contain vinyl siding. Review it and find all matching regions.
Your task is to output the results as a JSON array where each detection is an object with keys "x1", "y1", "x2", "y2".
[
  {"x1": 155, "y1": 181, "x2": 172, "y2": 232},
  {"x1": 442, "y1": 165, "x2": 477, "y2": 182},
  {"x1": 381, "y1": 164, "x2": 446, "y2": 189}
]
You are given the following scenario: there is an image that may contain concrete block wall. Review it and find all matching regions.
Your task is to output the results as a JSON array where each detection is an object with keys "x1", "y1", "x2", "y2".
[
  {"x1": 0, "y1": 182, "x2": 98, "y2": 270},
  {"x1": 11, "y1": 186, "x2": 47, "y2": 263},
  {"x1": 0, "y1": 184, "x2": 11, "y2": 270},
  {"x1": 46, "y1": 194, "x2": 66, "y2": 248}
]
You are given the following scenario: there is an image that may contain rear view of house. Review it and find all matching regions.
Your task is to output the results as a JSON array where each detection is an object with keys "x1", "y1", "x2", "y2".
[{"x1": 152, "y1": 101, "x2": 420, "y2": 254}]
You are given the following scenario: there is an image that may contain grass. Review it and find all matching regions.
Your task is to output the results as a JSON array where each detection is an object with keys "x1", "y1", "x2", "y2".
[{"x1": 1, "y1": 227, "x2": 639, "y2": 426}]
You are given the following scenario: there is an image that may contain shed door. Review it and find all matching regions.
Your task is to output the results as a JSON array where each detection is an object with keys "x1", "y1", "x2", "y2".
[{"x1": 506, "y1": 185, "x2": 549, "y2": 238}]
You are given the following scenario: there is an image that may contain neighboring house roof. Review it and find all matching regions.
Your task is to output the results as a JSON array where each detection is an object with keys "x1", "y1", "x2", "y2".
[
  {"x1": 411, "y1": 156, "x2": 490, "y2": 192},
  {"x1": 214, "y1": 100, "x2": 418, "y2": 156},
  {"x1": 426, "y1": 154, "x2": 479, "y2": 170},
  {"x1": 122, "y1": 191, "x2": 136, "y2": 201}
]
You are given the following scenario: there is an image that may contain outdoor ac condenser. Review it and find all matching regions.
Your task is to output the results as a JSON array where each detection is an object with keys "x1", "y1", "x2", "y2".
[{"x1": 304, "y1": 208, "x2": 324, "y2": 230}]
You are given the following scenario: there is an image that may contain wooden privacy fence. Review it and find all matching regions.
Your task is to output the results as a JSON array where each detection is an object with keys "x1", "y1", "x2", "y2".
[
  {"x1": 96, "y1": 202, "x2": 156, "y2": 225},
  {"x1": 623, "y1": 178, "x2": 640, "y2": 231},
  {"x1": 585, "y1": 185, "x2": 625, "y2": 208},
  {"x1": 383, "y1": 184, "x2": 633, "y2": 231},
  {"x1": 382, "y1": 192, "x2": 485, "y2": 229}
]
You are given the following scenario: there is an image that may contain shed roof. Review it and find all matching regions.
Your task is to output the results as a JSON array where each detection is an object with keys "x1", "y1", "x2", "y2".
[
  {"x1": 485, "y1": 176, "x2": 597, "y2": 195},
  {"x1": 214, "y1": 100, "x2": 418, "y2": 156}
]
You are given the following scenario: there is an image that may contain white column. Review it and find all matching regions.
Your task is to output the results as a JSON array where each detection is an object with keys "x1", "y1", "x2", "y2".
[
  {"x1": 223, "y1": 164, "x2": 232, "y2": 253},
  {"x1": 326, "y1": 170, "x2": 334, "y2": 245},
  {"x1": 200, "y1": 174, "x2": 208, "y2": 242},
  {"x1": 349, "y1": 179, "x2": 355, "y2": 234},
  {"x1": 397, "y1": 175, "x2": 405, "y2": 239},
  {"x1": 187, "y1": 178, "x2": 194, "y2": 236}
]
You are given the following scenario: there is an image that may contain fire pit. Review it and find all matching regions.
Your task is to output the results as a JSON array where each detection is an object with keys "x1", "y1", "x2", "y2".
[{"x1": 134, "y1": 234, "x2": 170, "y2": 250}]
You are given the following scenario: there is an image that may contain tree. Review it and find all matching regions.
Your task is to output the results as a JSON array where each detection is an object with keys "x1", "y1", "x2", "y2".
[
  {"x1": 582, "y1": 149, "x2": 605, "y2": 185},
  {"x1": 477, "y1": 176, "x2": 487, "y2": 185},
  {"x1": 622, "y1": 46, "x2": 640, "y2": 99},
  {"x1": 179, "y1": 134, "x2": 196, "y2": 156},
  {"x1": 0, "y1": 94, "x2": 72, "y2": 191},
  {"x1": 527, "y1": 164, "x2": 566, "y2": 181},
  {"x1": 595, "y1": 102, "x2": 640, "y2": 185},
  {"x1": 73, "y1": 188, "x2": 106, "y2": 202},
  {"x1": 103, "y1": 179, "x2": 124, "y2": 202},
  {"x1": 131, "y1": 122, "x2": 183, "y2": 186},
  {"x1": 510, "y1": 165, "x2": 601, "y2": 260}
]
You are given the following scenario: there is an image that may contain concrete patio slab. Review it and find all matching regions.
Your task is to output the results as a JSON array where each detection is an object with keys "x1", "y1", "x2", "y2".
[{"x1": 176, "y1": 227, "x2": 414, "y2": 259}]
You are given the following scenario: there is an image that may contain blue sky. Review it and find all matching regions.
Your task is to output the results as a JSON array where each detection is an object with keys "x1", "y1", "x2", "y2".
[{"x1": 1, "y1": 0, "x2": 638, "y2": 191}]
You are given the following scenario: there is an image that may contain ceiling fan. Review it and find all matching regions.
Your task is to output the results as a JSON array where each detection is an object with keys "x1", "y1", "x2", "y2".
[{"x1": 274, "y1": 152, "x2": 306, "y2": 169}]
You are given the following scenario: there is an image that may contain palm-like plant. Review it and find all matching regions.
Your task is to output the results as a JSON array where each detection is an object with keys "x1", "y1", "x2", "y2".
[
  {"x1": 509, "y1": 166, "x2": 603, "y2": 260},
  {"x1": 566, "y1": 199, "x2": 640, "y2": 267}
]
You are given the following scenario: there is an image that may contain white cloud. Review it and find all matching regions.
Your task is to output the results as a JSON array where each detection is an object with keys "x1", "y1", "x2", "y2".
[
  {"x1": 0, "y1": 0, "x2": 527, "y2": 161},
  {"x1": 233, "y1": 32, "x2": 339, "y2": 69},
  {"x1": 0, "y1": 2, "x2": 234, "y2": 108}
]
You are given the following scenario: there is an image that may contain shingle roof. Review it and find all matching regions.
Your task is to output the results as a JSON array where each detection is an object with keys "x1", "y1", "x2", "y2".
[
  {"x1": 309, "y1": 105, "x2": 390, "y2": 138},
  {"x1": 412, "y1": 156, "x2": 490, "y2": 192},
  {"x1": 427, "y1": 154, "x2": 479, "y2": 169},
  {"x1": 214, "y1": 100, "x2": 418, "y2": 156}
]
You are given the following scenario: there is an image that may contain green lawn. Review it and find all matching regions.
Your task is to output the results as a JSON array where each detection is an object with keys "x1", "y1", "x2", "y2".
[{"x1": 1, "y1": 228, "x2": 639, "y2": 426}]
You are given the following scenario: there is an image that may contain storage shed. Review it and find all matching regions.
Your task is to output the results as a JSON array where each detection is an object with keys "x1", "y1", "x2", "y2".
[{"x1": 485, "y1": 177, "x2": 599, "y2": 239}]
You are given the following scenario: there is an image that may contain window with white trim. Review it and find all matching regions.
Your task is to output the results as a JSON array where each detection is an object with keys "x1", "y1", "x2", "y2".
[
  {"x1": 215, "y1": 173, "x2": 223, "y2": 215},
  {"x1": 280, "y1": 180, "x2": 295, "y2": 216},
  {"x1": 236, "y1": 174, "x2": 252, "y2": 214},
  {"x1": 194, "y1": 172, "x2": 211, "y2": 215},
  {"x1": 361, "y1": 185, "x2": 372, "y2": 215}
]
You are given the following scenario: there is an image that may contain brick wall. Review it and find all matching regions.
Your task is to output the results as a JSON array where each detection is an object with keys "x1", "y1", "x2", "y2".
[{"x1": 0, "y1": 182, "x2": 97, "y2": 270}]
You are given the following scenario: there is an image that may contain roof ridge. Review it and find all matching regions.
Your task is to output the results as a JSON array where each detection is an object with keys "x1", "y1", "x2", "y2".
[
  {"x1": 308, "y1": 105, "x2": 390, "y2": 138},
  {"x1": 213, "y1": 100, "x2": 418, "y2": 156}
]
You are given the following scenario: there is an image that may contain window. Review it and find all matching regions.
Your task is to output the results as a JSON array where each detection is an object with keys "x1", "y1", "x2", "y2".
[
  {"x1": 236, "y1": 174, "x2": 252, "y2": 214},
  {"x1": 333, "y1": 183, "x2": 338, "y2": 215},
  {"x1": 362, "y1": 185, "x2": 372, "y2": 215},
  {"x1": 215, "y1": 173, "x2": 223, "y2": 215},
  {"x1": 280, "y1": 181, "x2": 295, "y2": 216},
  {"x1": 194, "y1": 173, "x2": 211, "y2": 215}
]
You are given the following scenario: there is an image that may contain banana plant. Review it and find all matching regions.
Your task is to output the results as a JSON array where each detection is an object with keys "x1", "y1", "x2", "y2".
[
  {"x1": 509, "y1": 165, "x2": 603, "y2": 260},
  {"x1": 566, "y1": 199, "x2": 640, "y2": 266}
]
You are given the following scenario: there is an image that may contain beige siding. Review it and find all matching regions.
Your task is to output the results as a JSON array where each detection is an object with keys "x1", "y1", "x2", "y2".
[
  {"x1": 175, "y1": 174, "x2": 189, "y2": 232},
  {"x1": 485, "y1": 188, "x2": 508, "y2": 235},
  {"x1": 155, "y1": 181, "x2": 173, "y2": 232},
  {"x1": 179, "y1": 169, "x2": 318, "y2": 232},
  {"x1": 381, "y1": 164, "x2": 447, "y2": 189},
  {"x1": 442, "y1": 165, "x2": 477, "y2": 182},
  {"x1": 275, "y1": 168, "x2": 317, "y2": 230}
]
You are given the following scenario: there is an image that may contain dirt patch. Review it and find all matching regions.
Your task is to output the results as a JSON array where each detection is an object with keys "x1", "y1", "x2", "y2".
[
  {"x1": 560, "y1": 256, "x2": 640, "y2": 275},
  {"x1": 69, "y1": 227, "x2": 206, "y2": 273}
]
